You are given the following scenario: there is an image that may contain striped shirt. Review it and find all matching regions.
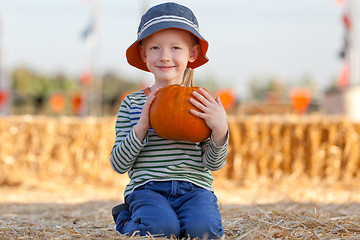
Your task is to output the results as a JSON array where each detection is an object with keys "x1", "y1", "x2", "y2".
[{"x1": 110, "y1": 89, "x2": 228, "y2": 198}]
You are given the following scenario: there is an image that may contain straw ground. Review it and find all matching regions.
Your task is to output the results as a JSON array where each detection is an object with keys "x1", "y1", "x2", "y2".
[
  {"x1": 1, "y1": 174, "x2": 360, "y2": 239},
  {"x1": 1, "y1": 116, "x2": 360, "y2": 239}
]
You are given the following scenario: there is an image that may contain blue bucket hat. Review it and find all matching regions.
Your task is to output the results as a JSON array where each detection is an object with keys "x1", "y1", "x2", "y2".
[{"x1": 126, "y1": 2, "x2": 209, "y2": 72}]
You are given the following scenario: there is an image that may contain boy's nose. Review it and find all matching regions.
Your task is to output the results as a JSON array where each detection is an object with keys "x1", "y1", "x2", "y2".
[{"x1": 160, "y1": 49, "x2": 171, "y2": 62}]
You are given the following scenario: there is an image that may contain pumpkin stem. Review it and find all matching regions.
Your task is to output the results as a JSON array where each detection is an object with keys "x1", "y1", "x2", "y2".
[{"x1": 180, "y1": 68, "x2": 194, "y2": 87}]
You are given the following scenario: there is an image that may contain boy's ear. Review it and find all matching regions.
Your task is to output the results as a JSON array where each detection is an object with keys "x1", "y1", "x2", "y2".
[
  {"x1": 188, "y1": 44, "x2": 200, "y2": 63},
  {"x1": 139, "y1": 44, "x2": 146, "y2": 62}
]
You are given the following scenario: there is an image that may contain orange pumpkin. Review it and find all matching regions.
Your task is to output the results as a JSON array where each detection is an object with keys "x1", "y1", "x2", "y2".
[
  {"x1": 149, "y1": 68, "x2": 211, "y2": 142},
  {"x1": 49, "y1": 93, "x2": 65, "y2": 113},
  {"x1": 215, "y1": 89, "x2": 235, "y2": 111},
  {"x1": 290, "y1": 88, "x2": 311, "y2": 114}
]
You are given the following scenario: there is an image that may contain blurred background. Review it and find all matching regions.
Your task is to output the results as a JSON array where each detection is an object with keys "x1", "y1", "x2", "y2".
[
  {"x1": 1, "y1": 0, "x2": 359, "y2": 117},
  {"x1": 1, "y1": 0, "x2": 360, "y2": 203}
]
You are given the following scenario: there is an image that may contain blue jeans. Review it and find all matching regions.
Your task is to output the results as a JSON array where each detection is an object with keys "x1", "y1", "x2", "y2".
[{"x1": 116, "y1": 180, "x2": 224, "y2": 239}]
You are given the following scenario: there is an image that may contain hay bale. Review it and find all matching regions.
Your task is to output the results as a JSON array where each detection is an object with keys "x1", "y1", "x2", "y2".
[
  {"x1": 226, "y1": 114, "x2": 360, "y2": 184},
  {"x1": 0, "y1": 116, "x2": 118, "y2": 185},
  {"x1": 1, "y1": 114, "x2": 360, "y2": 186}
]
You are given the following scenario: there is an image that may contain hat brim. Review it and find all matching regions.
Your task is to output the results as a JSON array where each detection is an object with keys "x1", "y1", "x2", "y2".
[{"x1": 126, "y1": 24, "x2": 209, "y2": 72}]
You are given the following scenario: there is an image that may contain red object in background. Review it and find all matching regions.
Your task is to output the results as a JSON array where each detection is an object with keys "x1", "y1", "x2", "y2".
[
  {"x1": 0, "y1": 89, "x2": 9, "y2": 107},
  {"x1": 290, "y1": 88, "x2": 311, "y2": 114},
  {"x1": 215, "y1": 89, "x2": 236, "y2": 111},
  {"x1": 338, "y1": 60, "x2": 350, "y2": 88},
  {"x1": 72, "y1": 93, "x2": 83, "y2": 115},
  {"x1": 80, "y1": 70, "x2": 92, "y2": 86},
  {"x1": 335, "y1": 0, "x2": 346, "y2": 6},
  {"x1": 343, "y1": 13, "x2": 351, "y2": 31},
  {"x1": 49, "y1": 94, "x2": 65, "y2": 113}
]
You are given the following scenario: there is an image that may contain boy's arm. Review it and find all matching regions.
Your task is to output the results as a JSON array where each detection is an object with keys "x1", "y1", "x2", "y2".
[
  {"x1": 189, "y1": 87, "x2": 229, "y2": 170},
  {"x1": 110, "y1": 96, "x2": 148, "y2": 174},
  {"x1": 133, "y1": 88, "x2": 159, "y2": 142},
  {"x1": 201, "y1": 130, "x2": 229, "y2": 171},
  {"x1": 110, "y1": 89, "x2": 158, "y2": 174}
]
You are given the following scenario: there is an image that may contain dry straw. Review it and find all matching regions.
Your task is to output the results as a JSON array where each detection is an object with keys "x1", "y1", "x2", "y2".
[
  {"x1": 1, "y1": 201, "x2": 359, "y2": 239},
  {"x1": 226, "y1": 114, "x2": 360, "y2": 185},
  {"x1": 1, "y1": 114, "x2": 360, "y2": 186},
  {"x1": 0, "y1": 115, "x2": 118, "y2": 186}
]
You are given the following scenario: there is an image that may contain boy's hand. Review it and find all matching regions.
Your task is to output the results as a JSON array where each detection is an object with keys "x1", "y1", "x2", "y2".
[
  {"x1": 189, "y1": 88, "x2": 228, "y2": 146},
  {"x1": 134, "y1": 88, "x2": 159, "y2": 142}
]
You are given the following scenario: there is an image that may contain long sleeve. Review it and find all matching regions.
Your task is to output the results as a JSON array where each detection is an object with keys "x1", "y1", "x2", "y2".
[
  {"x1": 201, "y1": 130, "x2": 229, "y2": 171},
  {"x1": 110, "y1": 96, "x2": 148, "y2": 174}
]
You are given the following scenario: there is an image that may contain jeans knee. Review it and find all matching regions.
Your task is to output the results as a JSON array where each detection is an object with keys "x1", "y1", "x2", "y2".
[
  {"x1": 116, "y1": 213, "x2": 180, "y2": 238},
  {"x1": 182, "y1": 217, "x2": 223, "y2": 239},
  {"x1": 147, "y1": 216, "x2": 180, "y2": 238}
]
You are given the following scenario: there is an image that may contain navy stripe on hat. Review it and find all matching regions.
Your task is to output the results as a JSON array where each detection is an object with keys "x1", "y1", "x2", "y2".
[{"x1": 138, "y1": 15, "x2": 200, "y2": 38}]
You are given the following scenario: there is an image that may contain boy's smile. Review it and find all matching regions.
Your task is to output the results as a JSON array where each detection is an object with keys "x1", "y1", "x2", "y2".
[
  {"x1": 157, "y1": 65, "x2": 176, "y2": 71},
  {"x1": 140, "y1": 29, "x2": 199, "y2": 87}
]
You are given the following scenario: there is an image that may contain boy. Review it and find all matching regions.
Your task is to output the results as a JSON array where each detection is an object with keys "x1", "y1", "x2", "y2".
[{"x1": 110, "y1": 2, "x2": 229, "y2": 239}]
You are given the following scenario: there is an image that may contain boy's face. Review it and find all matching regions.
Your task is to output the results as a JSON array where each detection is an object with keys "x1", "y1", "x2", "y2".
[{"x1": 140, "y1": 29, "x2": 199, "y2": 86}]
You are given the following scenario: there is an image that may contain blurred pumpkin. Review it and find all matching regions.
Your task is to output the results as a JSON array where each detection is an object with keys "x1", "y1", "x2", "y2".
[
  {"x1": 290, "y1": 88, "x2": 311, "y2": 114},
  {"x1": 215, "y1": 89, "x2": 235, "y2": 111},
  {"x1": 49, "y1": 93, "x2": 65, "y2": 113},
  {"x1": 149, "y1": 68, "x2": 211, "y2": 142}
]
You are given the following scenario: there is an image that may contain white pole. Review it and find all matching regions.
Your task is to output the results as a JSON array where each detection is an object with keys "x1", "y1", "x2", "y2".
[
  {"x1": 349, "y1": 0, "x2": 359, "y2": 86},
  {"x1": 344, "y1": 0, "x2": 360, "y2": 122}
]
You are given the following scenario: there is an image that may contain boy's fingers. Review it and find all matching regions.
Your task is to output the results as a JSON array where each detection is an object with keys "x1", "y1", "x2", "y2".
[
  {"x1": 190, "y1": 109, "x2": 206, "y2": 119},
  {"x1": 215, "y1": 96, "x2": 225, "y2": 109},
  {"x1": 198, "y1": 88, "x2": 215, "y2": 102},
  {"x1": 192, "y1": 91, "x2": 211, "y2": 106},
  {"x1": 189, "y1": 98, "x2": 206, "y2": 112}
]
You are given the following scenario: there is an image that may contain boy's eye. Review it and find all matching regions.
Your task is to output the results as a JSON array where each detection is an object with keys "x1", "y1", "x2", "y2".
[
  {"x1": 150, "y1": 46, "x2": 159, "y2": 50},
  {"x1": 172, "y1": 46, "x2": 181, "y2": 50}
]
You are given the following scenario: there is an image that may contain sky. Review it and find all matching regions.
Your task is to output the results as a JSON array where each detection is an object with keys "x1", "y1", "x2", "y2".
[{"x1": 0, "y1": 0, "x2": 351, "y2": 98}]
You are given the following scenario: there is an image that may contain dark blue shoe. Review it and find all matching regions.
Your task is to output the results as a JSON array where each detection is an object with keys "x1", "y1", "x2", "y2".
[{"x1": 112, "y1": 203, "x2": 129, "y2": 223}]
